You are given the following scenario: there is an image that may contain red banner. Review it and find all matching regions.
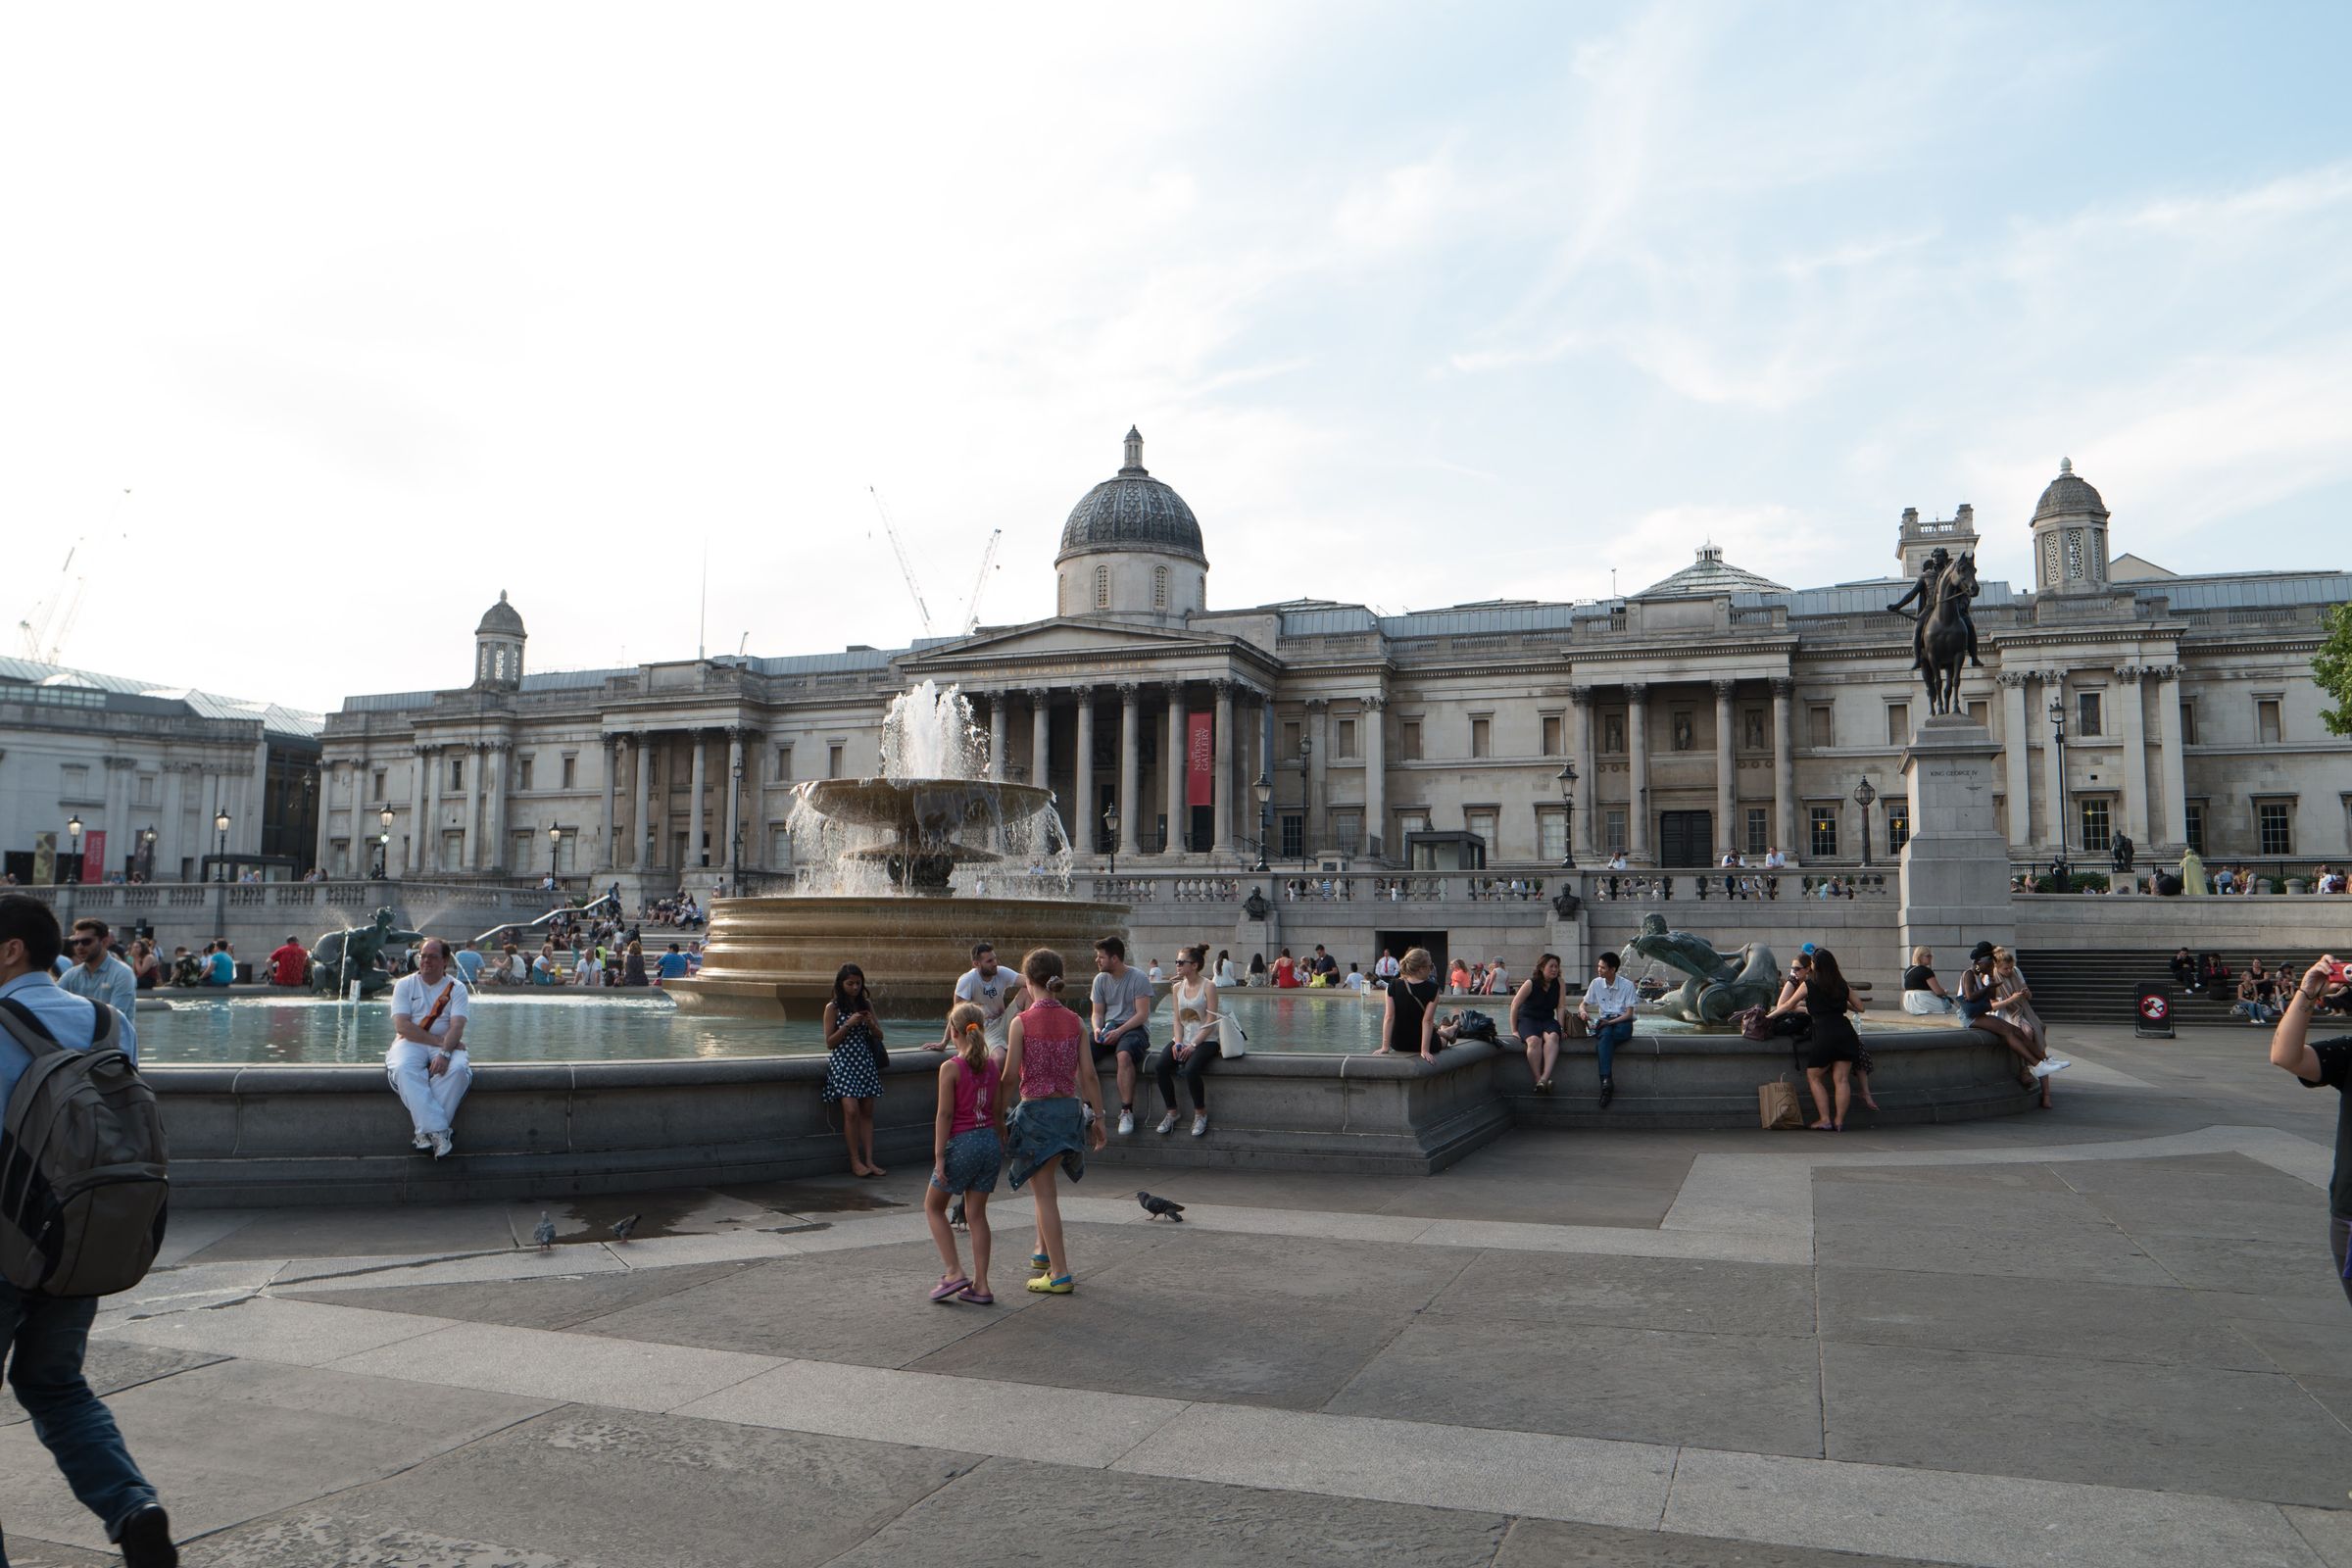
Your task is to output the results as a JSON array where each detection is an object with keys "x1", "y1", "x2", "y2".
[
  {"x1": 1186, "y1": 711, "x2": 1215, "y2": 807},
  {"x1": 81, "y1": 829, "x2": 107, "y2": 883}
]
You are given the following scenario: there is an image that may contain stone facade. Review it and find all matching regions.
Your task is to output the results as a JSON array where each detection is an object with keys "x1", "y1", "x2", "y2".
[{"x1": 320, "y1": 439, "x2": 2351, "y2": 889}]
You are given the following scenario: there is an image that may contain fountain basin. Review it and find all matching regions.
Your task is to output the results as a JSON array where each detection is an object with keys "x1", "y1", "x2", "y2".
[{"x1": 667, "y1": 893, "x2": 1130, "y2": 1020}]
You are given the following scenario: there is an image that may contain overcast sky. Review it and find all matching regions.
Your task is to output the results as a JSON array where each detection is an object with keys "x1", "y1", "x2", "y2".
[{"x1": 7, "y1": 2, "x2": 2348, "y2": 712}]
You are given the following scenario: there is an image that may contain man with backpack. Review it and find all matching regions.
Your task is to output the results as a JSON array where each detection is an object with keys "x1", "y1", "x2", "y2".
[{"x1": 0, "y1": 894, "x2": 177, "y2": 1565}]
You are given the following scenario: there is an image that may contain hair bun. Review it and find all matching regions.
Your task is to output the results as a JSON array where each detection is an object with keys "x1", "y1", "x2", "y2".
[{"x1": 1047, "y1": 975, "x2": 1065, "y2": 994}]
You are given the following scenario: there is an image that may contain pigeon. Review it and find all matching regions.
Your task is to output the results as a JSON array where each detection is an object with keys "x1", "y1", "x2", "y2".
[
  {"x1": 532, "y1": 1212, "x2": 557, "y2": 1250},
  {"x1": 948, "y1": 1197, "x2": 967, "y2": 1232},
  {"x1": 1136, "y1": 1191, "x2": 1185, "y2": 1222},
  {"x1": 610, "y1": 1213, "x2": 641, "y2": 1242}
]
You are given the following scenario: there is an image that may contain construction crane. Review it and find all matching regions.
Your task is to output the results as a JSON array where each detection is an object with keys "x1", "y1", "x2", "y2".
[
  {"x1": 960, "y1": 528, "x2": 1004, "y2": 633},
  {"x1": 19, "y1": 539, "x2": 89, "y2": 664},
  {"x1": 868, "y1": 486, "x2": 934, "y2": 637}
]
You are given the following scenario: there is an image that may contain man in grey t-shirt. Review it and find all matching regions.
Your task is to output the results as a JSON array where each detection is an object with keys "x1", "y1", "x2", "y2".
[
  {"x1": 1091, "y1": 935, "x2": 1156, "y2": 1135},
  {"x1": 951, "y1": 941, "x2": 1018, "y2": 1051}
]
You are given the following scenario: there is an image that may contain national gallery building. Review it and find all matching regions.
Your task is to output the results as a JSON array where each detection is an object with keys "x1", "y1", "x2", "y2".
[{"x1": 317, "y1": 431, "x2": 2349, "y2": 889}]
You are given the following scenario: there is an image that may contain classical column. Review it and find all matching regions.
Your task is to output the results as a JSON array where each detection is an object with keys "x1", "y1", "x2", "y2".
[
  {"x1": 2116, "y1": 665, "x2": 2150, "y2": 845},
  {"x1": 2156, "y1": 664, "x2": 2188, "y2": 848},
  {"x1": 689, "y1": 731, "x2": 709, "y2": 870},
  {"x1": 482, "y1": 742, "x2": 509, "y2": 872},
  {"x1": 313, "y1": 760, "x2": 335, "y2": 875},
  {"x1": 1363, "y1": 694, "x2": 1387, "y2": 859},
  {"x1": 723, "y1": 729, "x2": 745, "y2": 873},
  {"x1": 1713, "y1": 679, "x2": 1737, "y2": 857},
  {"x1": 1117, "y1": 684, "x2": 1141, "y2": 856},
  {"x1": 159, "y1": 762, "x2": 187, "y2": 881},
  {"x1": 1028, "y1": 688, "x2": 1051, "y2": 794},
  {"x1": 1072, "y1": 687, "x2": 1097, "y2": 857},
  {"x1": 1770, "y1": 678, "x2": 1794, "y2": 858},
  {"x1": 1212, "y1": 680, "x2": 1236, "y2": 853},
  {"x1": 1999, "y1": 674, "x2": 2033, "y2": 850},
  {"x1": 2042, "y1": 672, "x2": 2068, "y2": 851},
  {"x1": 1162, "y1": 682, "x2": 1186, "y2": 855},
  {"x1": 599, "y1": 736, "x2": 620, "y2": 869},
  {"x1": 1626, "y1": 683, "x2": 1652, "y2": 862},
  {"x1": 630, "y1": 735, "x2": 652, "y2": 868},
  {"x1": 421, "y1": 745, "x2": 442, "y2": 874},
  {"x1": 461, "y1": 743, "x2": 481, "y2": 871},
  {"x1": 1304, "y1": 698, "x2": 1329, "y2": 853},
  {"x1": 989, "y1": 697, "x2": 1008, "y2": 783}
]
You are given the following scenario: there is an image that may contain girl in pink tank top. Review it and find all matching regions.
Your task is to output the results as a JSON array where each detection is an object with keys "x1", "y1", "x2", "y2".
[
  {"x1": 1002, "y1": 956, "x2": 1105, "y2": 1298},
  {"x1": 924, "y1": 1004, "x2": 1005, "y2": 1306}
]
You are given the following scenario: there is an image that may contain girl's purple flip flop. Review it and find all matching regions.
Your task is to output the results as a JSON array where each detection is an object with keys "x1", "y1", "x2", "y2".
[
  {"x1": 956, "y1": 1287, "x2": 996, "y2": 1304},
  {"x1": 929, "y1": 1275, "x2": 971, "y2": 1302}
]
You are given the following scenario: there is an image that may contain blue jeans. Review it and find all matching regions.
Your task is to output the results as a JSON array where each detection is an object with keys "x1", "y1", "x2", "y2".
[
  {"x1": 0, "y1": 1282, "x2": 159, "y2": 1551},
  {"x1": 1592, "y1": 1019, "x2": 1634, "y2": 1080}
]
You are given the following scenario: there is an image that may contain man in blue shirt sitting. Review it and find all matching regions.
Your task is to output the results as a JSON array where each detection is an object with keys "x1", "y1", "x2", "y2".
[
  {"x1": 0, "y1": 894, "x2": 177, "y2": 1564},
  {"x1": 453, "y1": 940, "x2": 485, "y2": 987},
  {"x1": 656, "y1": 942, "x2": 693, "y2": 982},
  {"x1": 202, "y1": 942, "x2": 235, "y2": 986}
]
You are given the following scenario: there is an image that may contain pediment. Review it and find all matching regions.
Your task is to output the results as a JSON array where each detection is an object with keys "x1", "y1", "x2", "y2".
[{"x1": 906, "y1": 617, "x2": 1227, "y2": 663}]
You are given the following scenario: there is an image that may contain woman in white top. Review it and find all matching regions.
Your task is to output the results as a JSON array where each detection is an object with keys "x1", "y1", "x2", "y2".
[
  {"x1": 1214, "y1": 950, "x2": 1238, "y2": 988},
  {"x1": 1153, "y1": 944, "x2": 1240, "y2": 1137}
]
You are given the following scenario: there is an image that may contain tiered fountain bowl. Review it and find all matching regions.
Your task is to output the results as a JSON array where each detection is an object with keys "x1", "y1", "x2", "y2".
[{"x1": 669, "y1": 685, "x2": 1128, "y2": 1020}]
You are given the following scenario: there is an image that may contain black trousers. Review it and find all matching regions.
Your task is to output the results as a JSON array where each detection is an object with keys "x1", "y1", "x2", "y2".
[{"x1": 1153, "y1": 1039, "x2": 1223, "y2": 1111}]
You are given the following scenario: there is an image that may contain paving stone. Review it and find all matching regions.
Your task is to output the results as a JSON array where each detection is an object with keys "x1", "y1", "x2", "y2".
[
  {"x1": 1089, "y1": 1228, "x2": 1481, "y2": 1309},
  {"x1": 100, "y1": 1297, "x2": 450, "y2": 1367},
  {"x1": 1327, "y1": 1316, "x2": 1824, "y2": 1457},
  {"x1": 1812, "y1": 1215, "x2": 2173, "y2": 1286},
  {"x1": 324, "y1": 1322, "x2": 780, "y2": 1413},
  {"x1": 823, "y1": 1454, "x2": 1510, "y2": 1567},
  {"x1": 280, "y1": 1259, "x2": 761, "y2": 1330},
  {"x1": 1821, "y1": 1340, "x2": 2352, "y2": 1506},
  {"x1": 2293, "y1": 1373, "x2": 2352, "y2": 1431},
  {"x1": 1817, "y1": 1268, "x2": 2276, "y2": 1369},
  {"x1": 0, "y1": 1339, "x2": 224, "y2": 1428},
  {"x1": 1430, "y1": 1249, "x2": 1816, "y2": 1337},
  {"x1": 0, "y1": 1359, "x2": 554, "y2": 1550},
  {"x1": 1493, "y1": 1517, "x2": 1955, "y2": 1566},
  {"x1": 2284, "y1": 1504, "x2": 2352, "y2": 1568},
  {"x1": 1384, "y1": 1172, "x2": 1688, "y2": 1228},
  {"x1": 2081, "y1": 1189, "x2": 2328, "y2": 1245},
  {"x1": 2043, "y1": 1152, "x2": 2315, "y2": 1199},
  {"x1": 2127, "y1": 1232, "x2": 2352, "y2": 1300},
  {"x1": 1813, "y1": 1162, "x2": 2079, "y2": 1193},
  {"x1": 190, "y1": 1406, "x2": 976, "y2": 1568},
  {"x1": 186, "y1": 1513, "x2": 599, "y2": 1567},
  {"x1": 1812, "y1": 1176, "x2": 2120, "y2": 1235},
  {"x1": 2222, "y1": 1305, "x2": 2350, "y2": 1378},
  {"x1": 0, "y1": 1538, "x2": 117, "y2": 1568},
  {"x1": 504, "y1": 1188, "x2": 792, "y2": 1246},
  {"x1": 909, "y1": 1274, "x2": 1404, "y2": 1409},
  {"x1": 177, "y1": 1202, "x2": 519, "y2": 1262}
]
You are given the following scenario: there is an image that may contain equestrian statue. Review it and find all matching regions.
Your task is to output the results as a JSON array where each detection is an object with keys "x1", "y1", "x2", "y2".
[{"x1": 1889, "y1": 545, "x2": 1981, "y2": 716}]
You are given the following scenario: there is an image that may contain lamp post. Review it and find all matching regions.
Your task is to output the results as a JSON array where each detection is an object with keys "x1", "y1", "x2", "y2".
[
  {"x1": 138, "y1": 827, "x2": 155, "y2": 882},
  {"x1": 1251, "y1": 772, "x2": 1272, "y2": 872},
  {"x1": 1555, "y1": 760, "x2": 1578, "y2": 868},
  {"x1": 1852, "y1": 776, "x2": 1878, "y2": 868},
  {"x1": 376, "y1": 807, "x2": 394, "y2": 879},
  {"x1": 214, "y1": 811, "x2": 230, "y2": 882},
  {"x1": 1103, "y1": 801, "x2": 1120, "y2": 878},
  {"x1": 730, "y1": 752, "x2": 745, "y2": 877},
  {"x1": 65, "y1": 815, "x2": 83, "y2": 885},
  {"x1": 548, "y1": 823, "x2": 564, "y2": 876},
  {"x1": 2047, "y1": 696, "x2": 2071, "y2": 888}
]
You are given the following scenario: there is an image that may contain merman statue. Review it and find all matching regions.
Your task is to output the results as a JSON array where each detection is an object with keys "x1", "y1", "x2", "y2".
[
  {"x1": 309, "y1": 905, "x2": 428, "y2": 998},
  {"x1": 1619, "y1": 912, "x2": 1780, "y2": 1025}
]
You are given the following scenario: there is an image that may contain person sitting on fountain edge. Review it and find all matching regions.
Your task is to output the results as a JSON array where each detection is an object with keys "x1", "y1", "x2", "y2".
[
  {"x1": 386, "y1": 938, "x2": 473, "y2": 1159},
  {"x1": 1090, "y1": 936, "x2": 1156, "y2": 1135},
  {"x1": 1577, "y1": 951, "x2": 1640, "y2": 1108}
]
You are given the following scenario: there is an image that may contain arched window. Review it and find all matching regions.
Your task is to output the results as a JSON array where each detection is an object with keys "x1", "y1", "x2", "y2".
[
  {"x1": 1153, "y1": 564, "x2": 1168, "y2": 609},
  {"x1": 1095, "y1": 564, "x2": 1110, "y2": 610}
]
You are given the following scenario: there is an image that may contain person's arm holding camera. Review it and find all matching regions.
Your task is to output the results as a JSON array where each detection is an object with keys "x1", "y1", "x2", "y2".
[{"x1": 2270, "y1": 957, "x2": 2341, "y2": 1083}]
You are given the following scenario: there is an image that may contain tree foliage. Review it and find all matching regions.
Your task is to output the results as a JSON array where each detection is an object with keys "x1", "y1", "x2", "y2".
[{"x1": 2317, "y1": 601, "x2": 2352, "y2": 736}]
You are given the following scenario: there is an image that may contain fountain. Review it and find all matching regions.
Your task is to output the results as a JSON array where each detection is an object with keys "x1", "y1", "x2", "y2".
[{"x1": 667, "y1": 681, "x2": 1129, "y2": 1018}]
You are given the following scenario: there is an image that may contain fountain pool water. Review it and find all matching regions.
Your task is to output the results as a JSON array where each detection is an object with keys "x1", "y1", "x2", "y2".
[{"x1": 668, "y1": 681, "x2": 1127, "y2": 1018}]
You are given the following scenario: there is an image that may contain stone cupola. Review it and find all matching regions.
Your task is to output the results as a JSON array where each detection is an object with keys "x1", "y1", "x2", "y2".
[
  {"x1": 472, "y1": 590, "x2": 526, "y2": 691},
  {"x1": 1054, "y1": 427, "x2": 1208, "y2": 625},
  {"x1": 2030, "y1": 458, "x2": 2112, "y2": 595}
]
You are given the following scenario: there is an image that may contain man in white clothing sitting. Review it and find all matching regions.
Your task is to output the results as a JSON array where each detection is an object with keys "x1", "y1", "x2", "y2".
[{"x1": 387, "y1": 937, "x2": 472, "y2": 1158}]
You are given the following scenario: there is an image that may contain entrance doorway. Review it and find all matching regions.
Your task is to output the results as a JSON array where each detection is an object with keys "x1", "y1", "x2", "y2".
[
  {"x1": 1373, "y1": 929, "x2": 1448, "y2": 981},
  {"x1": 1658, "y1": 810, "x2": 1714, "y2": 868}
]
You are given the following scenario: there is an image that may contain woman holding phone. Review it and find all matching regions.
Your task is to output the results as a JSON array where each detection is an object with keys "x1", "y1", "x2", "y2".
[{"x1": 823, "y1": 962, "x2": 887, "y2": 1177}]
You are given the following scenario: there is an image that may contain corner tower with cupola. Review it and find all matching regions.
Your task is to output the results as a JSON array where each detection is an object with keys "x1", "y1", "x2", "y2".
[
  {"x1": 1054, "y1": 427, "x2": 1207, "y2": 626},
  {"x1": 472, "y1": 591, "x2": 526, "y2": 691},
  {"x1": 2030, "y1": 458, "x2": 2110, "y2": 594}
]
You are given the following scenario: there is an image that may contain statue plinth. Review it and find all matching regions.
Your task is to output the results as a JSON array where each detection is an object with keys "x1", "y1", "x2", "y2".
[{"x1": 1897, "y1": 715, "x2": 2014, "y2": 964}]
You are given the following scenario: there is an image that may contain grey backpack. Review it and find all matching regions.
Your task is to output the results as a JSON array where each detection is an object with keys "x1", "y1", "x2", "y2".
[{"x1": 0, "y1": 995, "x2": 171, "y2": 1297}]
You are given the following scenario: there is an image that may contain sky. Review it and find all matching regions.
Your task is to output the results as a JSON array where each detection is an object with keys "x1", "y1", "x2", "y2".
[{"x1": 6, "y1": 1, "x2": 2349, "y2": 712}]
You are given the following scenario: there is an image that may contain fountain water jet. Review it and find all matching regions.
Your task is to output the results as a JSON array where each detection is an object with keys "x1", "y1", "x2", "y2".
[{"x1": 668, "y1": 681, "x2": 1127, "y2": 1019}]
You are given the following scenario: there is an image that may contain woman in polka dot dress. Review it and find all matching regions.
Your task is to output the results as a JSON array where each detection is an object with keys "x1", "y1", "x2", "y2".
[{"x1": 823, "y1": 962, "x2": 887, "y2": 1176}]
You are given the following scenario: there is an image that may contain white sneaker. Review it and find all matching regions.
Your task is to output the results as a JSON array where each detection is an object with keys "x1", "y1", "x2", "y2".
[
  {"x1": 411, "y1": 1133, "x2": 431, "y2": 1152},
  {"x1": 1117, "y1": 1109, "x2": 1135, "y2": 1136},
  {"x1": 1191, "y1": 1112, "x2": 1209, "y2": 1138},
  {"x1": 2033, "y1": 1058, "x2": 2072, "y2": 1078},
  {"x1": 429, "y1": 1130, "x2": 454, "y2": 1159},
  {"x1": 1155, "y1": 1112, "x2": 1179, "y2": 1135}
]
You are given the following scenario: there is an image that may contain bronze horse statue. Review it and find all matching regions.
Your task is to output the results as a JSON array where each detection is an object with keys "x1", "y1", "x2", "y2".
[{"x1": 1910, "y1": 551, "x2": 1979, "y2": 715}]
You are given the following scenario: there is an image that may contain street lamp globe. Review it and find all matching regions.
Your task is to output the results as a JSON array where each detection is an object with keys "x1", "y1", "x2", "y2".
[
  {"x1": 66, "y1": 815, "x2": 83, "y2": 842},
  {"x1": 379, "y1": 808, "x2": 394, "y2": 832},
  {"x1": 1554, "y1": 761, "x2": 1578, "y2": 868}
]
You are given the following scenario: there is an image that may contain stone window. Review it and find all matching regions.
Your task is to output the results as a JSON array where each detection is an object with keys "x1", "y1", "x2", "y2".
[
  {"x1": 1603, "y1": 808, "x2": 1628, "y2": 855},
  {"x1": 1335, "y1": 719, "x2": 1357, "y2": 759},
  {"x1": 1470, "y1": 717, "x2": 1491, "y2": 759},
  {"x1": 2079, "y1": 799, "x2": 2111, "y2": 854},
  {"x1": 1282, "y1": 720, "x2": 1302, "y2": 758},
  {"x1": 2180, "y1": 699, "x2": 2198, "y2": 746},
  {"x1": 775, "y1": 743, "x2": 794, "y2": 778},
  {"x1": 562, "y1": 755, "x2": 577, "y2": 789},
  {"x1": 827, "y1": 744, "x2": 844, "y2": 779},
  {"x1": 770, "y1": 824, "x2": 792, "y2": 864},
  {"x1": 1745, "y1": 807, "x2": 1769, "y2": 857},
  {"x1": 331, "y1": 839, "x2": 349, "y2": 876},
  {"x1": 61, "y1": 763, "x2": 89, "y2": 799},
  {"x1": 1280, "y1": 813, "x2": 1303, "y2": 858},
  {"x1": 371, "y1": 769, "x2": 387, "y2": 801},
  {"x1": 1807, "y1": 707, "x2": 1833, "y2": 750},
  {"x1": 1152, "y1": 564, "x2": 1168, "y2": 609},
  {"x1": 1399, "y1": 720, "x2": 1422, "y2": 760},
  {"x1": 135, "y1": 773, "x2": 155, "y2": 807},
  {"x1": 2067, "y1": 530, "x2": 2084, "y2": 579},
  {"x1": 1095, "y1": 565, "x2": 1110, "y2": 611},
  {"x1": 2183, "y1": 803, "x2": 2204, "y2": 855},
  {"x1": 1886, "y1": 800, "x2": 1911, "y2": 855},
  {"x1": 2076, "y1": 691, "x2": 2103, "y2": 738},
  {"x1": 1670, "y1": 710, "x2": 1693, "y2": 752},
  {"x1": 1537, "y1": 808, "x2": 1567, "y2": 861},
  {"x1": 1464, "y1": 808, "x2": 1498, "y2": 856},
  {"x1": 1809, "y1": 805, "x2": 1838, "y2": 859},
  {"x1": 511, "y1": 829, "x2": 536, "y2": 870},
  {"x1": 2257, "y1": 801, "x2": 2293, "y2": 857},
  {"x1": 441, "y1": 830, "x2": 464, "y2": 872},
  {"x1": 449, "y1": 758, "x2": 466, "y2": 792},
  {"x1": 1542, "y1": 714, "x2": 1563, "y2": 756},
  {"x1": 1886, "y1": 703, "x2": 1909, "y2": 746},
  {"x1": 1967, "y1": 700, "x2": 1988, "y2": 727},
  {"x1": 2257, "y1": 698, "x2": 2282, "y2": 746},
  {"x1": 1332, "y1": 808, "x2": 1362, "y2": 856},
  {"x1": 517, "y1": 757, "x2": 535, "y2": 792}
]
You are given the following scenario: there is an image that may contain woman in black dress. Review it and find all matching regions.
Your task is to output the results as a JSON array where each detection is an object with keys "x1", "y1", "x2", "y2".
[{"x1": 1766, "y1": 946, "x2": 1866, "y2": 1130}]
